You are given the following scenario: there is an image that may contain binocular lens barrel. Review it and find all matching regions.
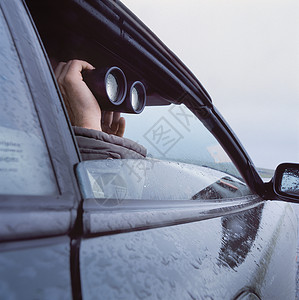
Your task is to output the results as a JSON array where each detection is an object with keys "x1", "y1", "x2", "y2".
[
  {"x1": 131, "y1": 87, "x2": 139, "y2": 110},
  {"x1": 130, "y1": 81, "x2": 146, "y2": 113},
  {"x1": 83, "y1": 67, "x2": 146, "y2": 114},
  {"x1": 106, "y1": 72, "x2": 119, "y2": 103},
  {"x1": 83, "y1": 67, "x2": 127, "y2": 109}
]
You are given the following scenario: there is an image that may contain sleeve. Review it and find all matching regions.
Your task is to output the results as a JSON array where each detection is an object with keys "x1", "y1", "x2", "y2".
[{"x1": 73, "y1": 126, "x2": 147, "y2": 161}]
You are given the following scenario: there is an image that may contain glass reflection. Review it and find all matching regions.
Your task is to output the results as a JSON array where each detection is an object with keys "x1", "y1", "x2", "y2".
[
  {"x1": 218, "y1": 205, "x2": 263, "y2": 269},
  {"x1": 281, "y1": 168, "x2": 299, "y2": 196}
]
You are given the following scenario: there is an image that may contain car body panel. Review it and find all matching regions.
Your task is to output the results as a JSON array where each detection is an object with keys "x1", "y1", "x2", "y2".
[
  {"x1": 80, "y1": 201, "x2": 296, "y2": 300},
  {"x1": 0, "y1": 237, "x2": 72, "y2": 300}
]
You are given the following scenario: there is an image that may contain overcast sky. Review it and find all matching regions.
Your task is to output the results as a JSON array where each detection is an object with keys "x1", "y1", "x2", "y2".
[{"x1": 122, "y1": 0, "x2": 299, "y2": 170}]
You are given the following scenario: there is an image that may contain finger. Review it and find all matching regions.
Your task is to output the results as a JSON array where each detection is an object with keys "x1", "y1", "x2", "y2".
[
  {"x1": 58, "y1": 60, "x2": 95, "y2": 86},
  {"x1": 111, "y1": 112, "x2": 121, "y2": 132},
  {"x1": 55, "y1": 62, "x2": 72, "y2": 97},
  {"x1": 115, "y1": 117, "x2": 125, "y2": 137},
  {"x1": 54, "y1": 62, "x2": 67, "y2": 79},
  {"x1": 59, "y1": 60, "x2": 75, "y2": 83},
  {"x1": 102, "y1": 111, "x2": 113, "y2": 131},
  {"x1": 66, "y1": 59, "x2": 95, "y2": 80}
]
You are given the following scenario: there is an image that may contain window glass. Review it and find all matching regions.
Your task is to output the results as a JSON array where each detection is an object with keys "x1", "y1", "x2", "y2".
[
  {"x1": 77, "y1": 103, "x2": 253, "y2": 201},
  {"x1": 125, "y1": 104, "x2": 240, "y2": 178},
  {"x1": 0, "y1": 9, "x2": 57, "y2": 195}
]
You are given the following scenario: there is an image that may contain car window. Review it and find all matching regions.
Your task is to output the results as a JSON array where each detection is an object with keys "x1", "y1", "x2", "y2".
[
  {"x1": 0, "y1": 8, "x2": 57, "y2": 196},
  {"x1": 77, "y1": 103, "x2": 253, "y2": 201},
  {"x1": 25, "y1": 0, "x2": 254, "y2": 202},
  {"x1": 125, "y1": 104, "x2": 237, "y2": 176}
]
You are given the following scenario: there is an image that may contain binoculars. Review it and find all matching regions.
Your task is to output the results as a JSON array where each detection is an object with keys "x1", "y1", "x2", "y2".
[{"x1": 83, "y1": 67, "x2": 146, "y2": 114}]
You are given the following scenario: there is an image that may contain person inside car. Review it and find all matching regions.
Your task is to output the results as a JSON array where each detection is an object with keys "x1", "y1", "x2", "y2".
[{"x1": 54, "y1": 59, "x2": 147, "y2": 160}]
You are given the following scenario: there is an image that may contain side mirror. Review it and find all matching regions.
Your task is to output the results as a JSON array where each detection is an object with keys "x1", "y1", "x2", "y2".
[{"x1": 273, "y1": 163, "x2": 299, "y2": 201}]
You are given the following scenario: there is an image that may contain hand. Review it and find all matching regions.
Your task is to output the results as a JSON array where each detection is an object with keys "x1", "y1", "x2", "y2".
[
  {"x1": 101, "y1": 111, "x2": 126, "y2": 137},
  {"x1": 55, "y1": 59, "x2": 126, "y2": 137},
  {"x1": 55, "y1": 59, "x2": 102, "y2": 131}
]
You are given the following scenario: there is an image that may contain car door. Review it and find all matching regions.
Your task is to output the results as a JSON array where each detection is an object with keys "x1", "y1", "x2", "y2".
[
  {"x1": 0, "y1": 0, "x2": 81, "y2": 299},
  {"x1": 76, "y1": 103, "x2": 296, "y2": 300}
]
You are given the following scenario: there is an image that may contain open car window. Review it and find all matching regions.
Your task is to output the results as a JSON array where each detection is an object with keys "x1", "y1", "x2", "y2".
[
  {"x1": 125, "y1": 104, "x2": 239, "y2": 177},
  {"x1": 25, "y1": 0, "x2": 255, "y2": 201},
  {"x1": 77, "y1": 103, "x2": 253, "y2": 201}
]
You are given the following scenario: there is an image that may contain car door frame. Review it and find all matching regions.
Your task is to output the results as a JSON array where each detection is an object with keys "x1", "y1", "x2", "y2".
[
  {"x1": 0, "y1": 0, "x2": 84, "y2": 299},
  {"x1": 0, "y1": 0, "x2": 82, "y2": 239}
]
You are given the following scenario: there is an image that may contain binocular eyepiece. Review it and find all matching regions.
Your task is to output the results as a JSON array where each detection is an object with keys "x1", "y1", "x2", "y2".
[{"x1": 83, "y1": 67, "x2": 146, "y2": 114}]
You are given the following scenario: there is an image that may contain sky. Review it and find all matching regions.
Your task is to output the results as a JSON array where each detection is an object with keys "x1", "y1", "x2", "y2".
[{"x1": 121, "y1": 0, "x2": 299, "y2": 170}]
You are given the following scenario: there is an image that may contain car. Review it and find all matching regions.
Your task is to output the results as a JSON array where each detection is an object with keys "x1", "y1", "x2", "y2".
[{"x1": 0, "y1": 0, "x2": 298, "y2": 299}]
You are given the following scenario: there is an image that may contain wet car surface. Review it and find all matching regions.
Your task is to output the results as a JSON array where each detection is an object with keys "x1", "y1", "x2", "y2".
[{"x1": 0, "y1": 0, "x2": 298, "y2": 299}]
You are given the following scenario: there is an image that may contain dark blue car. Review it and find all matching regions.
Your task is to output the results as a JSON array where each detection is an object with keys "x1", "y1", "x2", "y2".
[{"x1": 0, "y1": 0, "x2": 298, "y2": 299}]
